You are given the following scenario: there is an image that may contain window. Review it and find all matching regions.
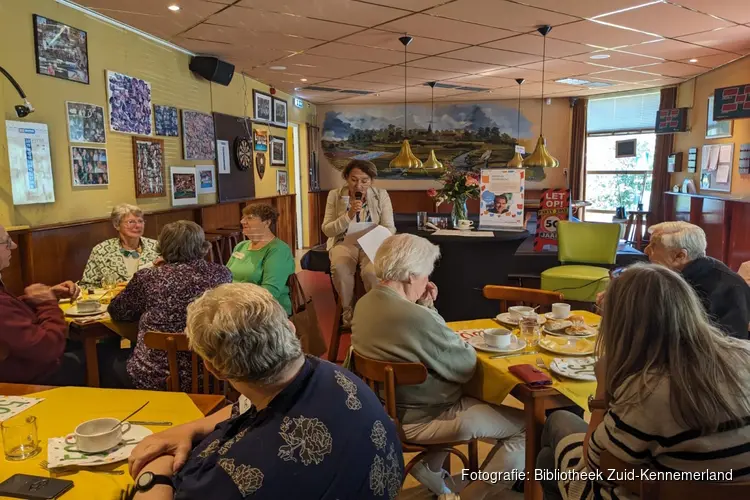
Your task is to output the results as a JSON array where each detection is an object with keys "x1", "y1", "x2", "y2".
[{"x1": 584, "y1": 92, "x2": 660, "y2": 223}]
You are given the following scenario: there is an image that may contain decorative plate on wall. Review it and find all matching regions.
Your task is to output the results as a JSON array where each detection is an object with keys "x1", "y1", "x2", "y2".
[
  {"x1": 234, "y1": 137, "x2": 252, "y2": 171},
  {"x1": 256, "y1": 152, "x2": 266, "y2": 179}
]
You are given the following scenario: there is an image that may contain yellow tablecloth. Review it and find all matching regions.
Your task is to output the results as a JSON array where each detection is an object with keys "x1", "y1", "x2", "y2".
[
  {"x1": 448, "y1": 310, "x2": 599, "y2": 410},
  {"x1": 60, "y1": 298, "x2": 137, "y2": 341},
  {"x1": 0, "y1": 387, "x2": 205, "y2": 500}
]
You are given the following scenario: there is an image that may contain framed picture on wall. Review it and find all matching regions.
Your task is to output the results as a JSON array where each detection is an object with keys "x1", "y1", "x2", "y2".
[
  {"x1": 170, "y1": 166, "x2": 198, "y2": 206},
  {"x1": 66, "y1": 102, "x2": 106, "y2": 144},
  {"x1": 71, "y1": 146, "x2": 109, "y2": 187},
  {"x1": 273, "y1": 98, "x2": 288, "y2": 128},
  {"x1": 270, "y1": 136, "x2": 286, "y2": 166},
  {"x1": 277, "y1": 170, "x2": 288, "y2": 195},
  {"x1": 253, "y1": 90, "x2": 273, "y2": 123},
  {"x1": 107, "y1": 70, "x2": 153, "y2": 135},
  {"x1": 154, "y1": 105, "x2": 179, "y2": 137},
  {"x1": 132, "y1": 137, "x2": 165, "y2": 198},
  {"x1": 196, "y1": 165, "x2": 217, "y2": 194},
  {"x1": 182, "y1": 110, "x2": 216, "y2": 160},
  {"x1": 253, "y1": 129, "x2": 268, "y2": 151},
  {"x1": 33, "y1": 15, "x2": 89, "y2": 84},
  {"x1": 706, "y1": 96, "x2": 733, "y2": 139}
]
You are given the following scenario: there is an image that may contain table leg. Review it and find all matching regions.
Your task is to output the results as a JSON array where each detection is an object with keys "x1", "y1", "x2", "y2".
[
  {"x1": 524, "y1": 395, "x2": 546, "y2": 500},
  {"x1": 83, "y1": 336, "x2": 100, "y2": 387}
]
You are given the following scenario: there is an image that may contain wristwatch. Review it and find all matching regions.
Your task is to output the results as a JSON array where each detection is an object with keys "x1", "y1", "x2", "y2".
[
  {"x1": 135, "y1": 472, "x2": 174, "y2": 493},
  {"x1": 588, "y1": 395, "x2": 607, "y2": 412}
]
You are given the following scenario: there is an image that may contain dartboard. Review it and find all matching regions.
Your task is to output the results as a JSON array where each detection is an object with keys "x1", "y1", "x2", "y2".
[
  {"x1": 234, "y1": 137, "x2": 253, "y2": 171},
  {"x1": 256, "y1": 152, "x2": 266, "y2": 179}
]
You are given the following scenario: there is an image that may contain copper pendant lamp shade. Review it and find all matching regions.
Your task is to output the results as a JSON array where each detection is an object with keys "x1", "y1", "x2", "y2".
[
  {"x1": 507, "y1": 78, "x2": 525, "y2": 168},
  {"x1": 389, "y1": 35, "x2": 423, "y2": 170},
  {"x1": 523, "y1": 25, "x2": 559, "y2": 168}
]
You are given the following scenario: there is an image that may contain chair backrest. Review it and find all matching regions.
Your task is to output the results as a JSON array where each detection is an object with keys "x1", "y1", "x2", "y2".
[
  {"x1": 482, "y1": 285, "x2": 564, "y2": 313},
  {"x1": 558, "y1": 221, "x2": 620, "y2": 265},
  {"x1": 350, "y1": 350, "x2": 427, "y2": 441},
  {"x1": 143, "y1": 331, "x2": 225, "y2": 395},
  {"x1": 287, "y1": 273, "x2": 306, "y2": 315}
]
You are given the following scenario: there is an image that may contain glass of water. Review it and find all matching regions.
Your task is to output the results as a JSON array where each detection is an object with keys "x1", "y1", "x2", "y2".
[
  {"x1": 101, "y1": 274, "x2": 117, "y2": 291},
  {"x1": 519, "y1": 312, "x2": 540, "y2": 348},
  {"x1": 417, "y1": 212, "x2": 428, "y2": 230},
  {"x1": 2, "y1": 415, "x2": 40, "y2": 461}
]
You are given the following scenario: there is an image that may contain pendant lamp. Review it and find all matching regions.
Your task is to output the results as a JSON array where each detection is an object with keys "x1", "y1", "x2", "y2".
[
  {"x1": 389, "y1": 35, "x2": 423, "y2": 170},
  {"x1": 523, "y1": 25, "x2": 559, "y2": 168},
  {"x1": 506, "y1": 78, "x2": 525, "y2": 168},
  {"x1": 423, "y1": 81, "x2": 444, "y2": 170}
]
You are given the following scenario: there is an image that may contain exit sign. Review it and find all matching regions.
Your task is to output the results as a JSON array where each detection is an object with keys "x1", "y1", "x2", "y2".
[{"x1": 293, "y1": 97, "x2": 304, "y2": 108}]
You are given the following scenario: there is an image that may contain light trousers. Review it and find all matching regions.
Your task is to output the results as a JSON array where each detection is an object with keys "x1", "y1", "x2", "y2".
[{"x1": 329, "y1": 242, "x2": 379, "y2": 311}]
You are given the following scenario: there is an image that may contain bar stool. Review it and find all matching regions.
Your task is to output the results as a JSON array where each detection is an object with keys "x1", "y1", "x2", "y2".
[
  {"x1": 204, "y1": 232, "x2": 225, "y2": 265},
  {"x1": 624, "y1": 210, "x2": 650, "y2": 251},
  {"x1": 211, "y1": 228, "x2": 243, "y2": 261}
]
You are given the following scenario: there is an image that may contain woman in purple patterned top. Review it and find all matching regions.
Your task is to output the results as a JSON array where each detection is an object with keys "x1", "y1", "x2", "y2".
[{"x1": 108, "y1": 221, "x2": 231, "y2": 391}]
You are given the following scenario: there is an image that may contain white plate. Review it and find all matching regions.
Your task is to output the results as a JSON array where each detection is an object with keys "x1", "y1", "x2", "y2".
[
  {"x1": 544, "y1": 312, "x2": 571, "y2": 320},
  {"x1": 467, "y1": 334, "x2": 527, "y2": 354},
  {"x1": 48, "y1": 424, "x2": 152, "y2": 468},
  {"x1": 64, "y1": 304, "x2": 107, "y2": 317},
  {"x1": 539, "y1": 337, "x2": 595, "y2": 356},
  {"x1": 550, "y1": 357, "x2": 597, "y2": 381},
  {"x1": 496, "y1": 313, "x2": 546, "y2": 326}
]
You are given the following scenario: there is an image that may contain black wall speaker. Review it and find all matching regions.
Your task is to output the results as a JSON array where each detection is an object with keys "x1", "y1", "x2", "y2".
[{"x1": 189, "y1": 56, "x2": 234, "y2": 86}]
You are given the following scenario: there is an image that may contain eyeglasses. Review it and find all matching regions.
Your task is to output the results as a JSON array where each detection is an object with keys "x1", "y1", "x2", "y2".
[
  {"x1": 123, "y1": 219, "x2": 145, "y2": 227},
  {"x1": 0, "y1": 238, "x2": 14, "y2": 250}
]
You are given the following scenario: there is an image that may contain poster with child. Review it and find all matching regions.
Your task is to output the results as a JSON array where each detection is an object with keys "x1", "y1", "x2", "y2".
[{"x1": 479, "y1": 169, "x2": 525, "y2": 230}]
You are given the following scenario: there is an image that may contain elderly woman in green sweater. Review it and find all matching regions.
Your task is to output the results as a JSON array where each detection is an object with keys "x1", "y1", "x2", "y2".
[{"x1": 226, "y1": 204, "x2": 295, "y2": 315}]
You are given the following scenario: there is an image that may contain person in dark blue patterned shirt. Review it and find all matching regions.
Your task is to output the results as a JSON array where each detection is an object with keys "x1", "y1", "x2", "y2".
[{"x1": 127, "y1": 283, "x2": 403, "y2": 500}]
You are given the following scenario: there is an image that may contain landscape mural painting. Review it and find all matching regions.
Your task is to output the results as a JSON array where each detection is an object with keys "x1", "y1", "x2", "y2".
[{"x1": 321, "y1": 102, "x2": 547, "y2": 181}]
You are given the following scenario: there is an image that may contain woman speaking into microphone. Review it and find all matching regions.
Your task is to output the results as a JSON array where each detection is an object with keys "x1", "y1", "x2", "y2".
[{"x1": 322, "y1": 160, "x2": 395, "y2": 327}]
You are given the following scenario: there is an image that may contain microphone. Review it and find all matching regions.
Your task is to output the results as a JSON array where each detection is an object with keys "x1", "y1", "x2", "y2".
[{"x1": 354, "y1": 191, "x2": 362, "y2": 212}]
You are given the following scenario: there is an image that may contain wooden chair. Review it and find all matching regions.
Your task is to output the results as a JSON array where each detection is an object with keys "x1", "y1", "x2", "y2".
[
  {"x1": 482, "y1": 285, "x2": 564, "y2": 314},
  {"x1": 210, "y1": 228, "x2": 243, "y2": 262},
  {"x1": 623, "y1": 210, "x2": 650, "y2": 251},
  {"x1": 351, "y1": 350, "x2": 479, "y2": 478},
  {"x1": 143, "y1": 331, "x2": 226, "y2": 395},
  {"x1": 327, "y1": 270, "x2": 366, "y2": 363},
  {"x1": 203, "y1": 233, "x2": 225, "y2": 265},
  {"x1": 600, "y1": 450, "x2": 750, "y2": 499}
]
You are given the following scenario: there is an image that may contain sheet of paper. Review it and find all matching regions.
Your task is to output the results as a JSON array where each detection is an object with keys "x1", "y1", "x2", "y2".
[
  {"x1": 357, "y1": 225, "x2": 393, "y2": 263},
  {"x1": 719, "y1": 144, "x2": 733, "y2": 164},
  {"x1": 432, "y1": 229, "x2": 494, "y2": 237},
  {"x1": 346, "y1": 221, "x2": 375, "y2": 235},
  {"x1": 708, "y1": 145, "x2": 720, "y2": 172},
  {"x1": 716, "y1": 163, "x2": 730, "y2": 184},
  {"x1": 217, "y1": 140, "x2": 230, "y2": 174},
  {"x1": 701, "y1": 145, "x2": 711, "y2": 172},
  {"x1": 0, "y1": 396, "x2": 44, "y2": 423}
]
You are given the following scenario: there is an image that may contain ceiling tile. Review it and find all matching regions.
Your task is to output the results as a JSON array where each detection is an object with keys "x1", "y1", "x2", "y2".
[
  {"x1": 208, "y1": 6, "x2": 363, "y2": 40},
  {"x1": 319, "y1": 79, "x2": 401, "y2": 91},
  {"x1": 669, "y1": 0, "x2": 750, "y2": 25},
  {"x1": 442, "y1": 74, "x2": 518, "y2": 88},
  {"x1": 621, "y1": 38, "x2": 727, "y2": 59},
  {"x1": 424, "y1": 0, "x2": 578, "y2": 31},
  {"x1": 587, "y1": 68, "x2": 662, "y2": 83},
  {"x1": 482, "y1": 34, "x2": 589, "y2": 58},
  {"x1": 516, "y1": 59, "x2": 597, "y2": 78},
  {"x1": 237, "y1": 0, "x2": 409, "y2": 26},
  {"x1": 410, "y1": 56, "x2": 505, "y2": 74},
  {"x1": 440, "y1": 47, "x2": 541, "y2": 66},
  {"x1": 306, "y1": 42, "x2": 422, "y2": 64},
  {"x1": 376, "y1": 65, "x2": 471, "y2": 81},
  {"x1": 336, "y1": 29, "x2": 468, "y2": 55},
  {"x1": 378, "y1": 14, "x2": 517, "y2": 45},
  {"x1": 598, "y1": 3, "x2": 734, "y2": 38},
  {"x1": 677, "y1": 52, "x2": 742, "y2": 68},
  {"x1": 564, "y1": 49, "x2": 663, "y2": 67},
  {"x1": 180, "y1": 24, "x2": 323, "y2": 52},
  {"x1": 678, "y1": 25, "x2": 750, "y2": 54},
  {"x1": 518, "y1": 0, "x2": 656, "y2": 19},
  {"x1": 343, "y1": 70, "x2": 427, "y2": 86},
  {"x1": 480, "y1": 67, "x2": 544, "y2": 82},
  {"x1": 549, "y1": 20, "x2": 662, "y2": 47},
  {"x1": 273, "y1": 53, "x2": 387, "y2": 78},
  {"x1": 360, "y1": 0, "x2": 451, "y2": 12},
  {"x1": 628, "y1": 61, "x2": 705, "y2": 77}
]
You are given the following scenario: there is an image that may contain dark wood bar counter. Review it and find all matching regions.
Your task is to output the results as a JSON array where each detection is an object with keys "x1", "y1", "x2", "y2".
[{"x1": 664, "y1": 191, "x2": 750, "y2": 270}]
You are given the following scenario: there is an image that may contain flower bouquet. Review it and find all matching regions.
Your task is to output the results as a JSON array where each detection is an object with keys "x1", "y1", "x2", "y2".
[{"x1": 428, "y1": 168, "x2": 481, "y2": 228}]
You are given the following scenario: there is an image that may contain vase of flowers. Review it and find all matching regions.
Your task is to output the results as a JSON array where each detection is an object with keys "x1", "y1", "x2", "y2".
[{"x1": 427, "y1": 169, "x2": 481, "y2": 228}]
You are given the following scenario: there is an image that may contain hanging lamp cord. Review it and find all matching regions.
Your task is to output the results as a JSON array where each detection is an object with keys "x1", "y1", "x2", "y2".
[
  {"x1": 404, "y1": 40, "x2": 407, "y2": 138},
  {"x1": 540, "y1": 33, "x2": 546, "y2": 135},
  {"x1": 517, "y1": 83, "x2": 521, "y2": 141}
]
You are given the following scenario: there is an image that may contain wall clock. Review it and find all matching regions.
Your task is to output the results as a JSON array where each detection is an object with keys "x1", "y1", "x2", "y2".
[{"x1": 234, "y1": 137, "x2": 252, "y2": 171}]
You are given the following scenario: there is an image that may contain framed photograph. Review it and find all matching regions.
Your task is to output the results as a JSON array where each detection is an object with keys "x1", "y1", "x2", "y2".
[
  {"x1": 154, "y1": 105, "x2": 179, "y2": 137},
  {"x1": 270, "y1": 136, "x2": 286, "y2": 166},
  {"x1": 71, "y1": 146, "x2": 109, "y2": 187},
  {"x1": 276, "y1": 170, "x2": 289, "y2": 195},
  {"x1": 253, "y1": 90, "x2": 273, "y2": 123},
  {"x1": 196, "y1": 165, "x2": 217, "y2": 194},
  {"x1": 706, "y1": 96, "x2": 733, "y2": 139},
  {"x1": 33, "y1": 15, "x2": 89, "y2": 84},
  {"x1": 170, "y1": 166, "x2": 198, "y2": 206},
  {"x1": 107, "y1": 70, "x2": 153, "y2": 135},
  {"x1": 182, "y1": 110, "x2": 216, "y2": 160},
  {"x1": 253, "y1": 129, "x2": 268, "y2": 151},
  {"x1": 66, "y1": 102, "x2": 106, "y2": 144},
  {"x1": 132, "y1": 137, "x2": 165, "y2": 198},
  {"x1": 273, "y1": 98, "x2": 288, "y2": 128}
]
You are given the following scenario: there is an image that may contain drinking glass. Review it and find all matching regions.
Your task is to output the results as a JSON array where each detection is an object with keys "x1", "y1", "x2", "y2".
[
  {"x1": 2, "y1": 415, "x2": 40, "y2": 461},
  {"x1": 519, "y1": 312, "x2": 540, "y2": 348},
  {"x1": 101, "y1": 274, "x2": 117, "y2": 291},
  {"x1": 417, "y1": 212, "x2": 428, "y2": 230}
]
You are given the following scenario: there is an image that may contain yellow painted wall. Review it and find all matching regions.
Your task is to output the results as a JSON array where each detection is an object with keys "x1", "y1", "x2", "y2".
[
  {"x1": 0, "y1": 0, "x2": 315, "y2": 228},
  {"x1": 671, "y1": 56, "x2": 750, "y2": 194}
]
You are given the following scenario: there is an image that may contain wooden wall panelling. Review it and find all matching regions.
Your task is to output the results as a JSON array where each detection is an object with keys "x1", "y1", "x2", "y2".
[
  {"x1": 4, "y1": 230, "x2": 28, "y2": 296},
  {"x1": 273, "y1": 195, "x2": 297, "y2": 251},
  {"x1": 308, "y1": 191, "x2": 325, "y2": 247},
  {"x1": 698, "y1": 198, "x2": 729, "y2": 262},
  {"x1": 201, "y1": 203, "x2": 241, "y2": 232},
  {"x1": 728, "y1": 202, "x2": 750, "y2": 271}
]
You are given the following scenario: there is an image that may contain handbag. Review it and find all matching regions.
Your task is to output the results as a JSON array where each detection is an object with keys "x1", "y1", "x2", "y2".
[
  {"x1": 508, "y1": 364, "x2": 553, "y2": 387},
  {"x1": 288, "y1": 274, "x2": 327, "y2": 357}
]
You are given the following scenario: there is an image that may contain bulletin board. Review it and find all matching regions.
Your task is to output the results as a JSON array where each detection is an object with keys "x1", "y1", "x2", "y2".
[
  {"x1": 213, "y1": 112, "x2": 255, "y2": 202},
  {"x1": 699, "y1": 143, "x2": 733, "y2": 193}
]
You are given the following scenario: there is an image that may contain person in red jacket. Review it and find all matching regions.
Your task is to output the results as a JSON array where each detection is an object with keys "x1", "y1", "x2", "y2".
[{"x1": 0, "y1": 225, "x2": 86, "y2": 385}]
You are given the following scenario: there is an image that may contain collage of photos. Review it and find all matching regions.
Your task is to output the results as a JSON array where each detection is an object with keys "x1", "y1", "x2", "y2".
[
  {"x1": 133, "y1": 137, "x2": 165, "y2": 198},
  {"x1": 71, "y1": 146, "x2": 109, "y2": 186},
  {"x1": 107, "y1": 70, "x2": 153, "y2": 135},
  {"x1": 33, "y1": 15, "x2": 89, "y2": 84},
  {"x1": 66, "y1": 102, "x2": 106, "y2": 144}
]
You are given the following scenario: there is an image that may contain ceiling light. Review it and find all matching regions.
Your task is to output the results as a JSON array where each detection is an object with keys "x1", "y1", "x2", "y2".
[
  {"x1": 590, "y1": 54, "x2": 610, "y2": 60},
  {"x1": 389, "y1": 35, "x2": 423, "y2": 171},
  {"x1": 524, "y1": 25, "x2": 558, "y2": 169},
  {"x1": 300, "y1": 78, "x2": 307, "y2": 82},
  {"x1": 689, "y1": 58, "x2": 698, "y2": 63},
  {"x1": 294, "y1": 87, "x2": 301, "y2": 91},
  {"x1": 507, "y1": 78, "x2": 525, "y2": 169},
  {"x1": 269, "y1": 66, "x2": 286, "y2": 71},
  {"x1": 168, "y1": 4, "x2": 180, "y2": 11}
]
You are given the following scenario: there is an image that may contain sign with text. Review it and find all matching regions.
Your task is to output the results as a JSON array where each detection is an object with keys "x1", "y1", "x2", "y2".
[
  {"x1": 534, "y1": 188, "x2": 570, "y2": 251},
  {"x1": 479, "y1": 169, "x2": 525, "y2": 230},
  {"x1": 713, "y1": 84, "x2": 750, "y2": 121}
]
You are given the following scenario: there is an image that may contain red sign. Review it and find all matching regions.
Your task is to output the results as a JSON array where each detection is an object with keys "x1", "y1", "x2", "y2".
[
  {"x1": 534, "y1": 189, "x2": 570, "y2": 252},
  {"x1": 713, "y1": 84, "x2": 750, "y2": 121},
  {"x1": 655, "y1": 108, "x2": 687, "y2": 133}
]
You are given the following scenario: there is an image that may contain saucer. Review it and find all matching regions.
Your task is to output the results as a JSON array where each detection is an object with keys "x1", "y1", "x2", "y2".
[
  {"x1": 496, "y1": 313, "x2": 546, "y2": 326},
  {"x1": 467, "y1": 334, "x2": 526, "y2": 353},
  {"x1": 544, "y1": 312, "x2": 571, "y2": 320},
  {"x1": 65, "y1": 304, "x2": 107, "y2": 317},
  {"x1": 48, "y1": 425, "x2": 152, "y2": 468}
]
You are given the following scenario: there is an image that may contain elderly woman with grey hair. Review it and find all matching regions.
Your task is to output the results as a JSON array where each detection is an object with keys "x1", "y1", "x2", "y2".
[
  {"x1": 126, "y1": 283, "x2": 402, "y2": 500},
  {"x1": 105, "y1": 221, "x2": 231, "y2": 390},
  {"x1": 79, "y1": 203, "x2": 159, "y2": 288},
  {"x1": 352, "y1": 233, "x2": 525, "y2": 499}
]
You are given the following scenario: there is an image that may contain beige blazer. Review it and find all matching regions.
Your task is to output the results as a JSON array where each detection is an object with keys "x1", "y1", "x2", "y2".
[{"x1": 322, "y1": 186, "x2": 396, "y2": 250}]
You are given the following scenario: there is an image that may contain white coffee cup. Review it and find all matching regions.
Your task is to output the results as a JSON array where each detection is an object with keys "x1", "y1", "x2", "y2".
[
  {"x1": 508, "y1": 305, "x2": 534, "y2": 321},
  {"x1": 65, "y1": 418, "x2": 131, "y2": 453},
  {"x1": 76, "y1": 300, "x2": 100, "y2": 313},
  {"x1": 551, "y1": 303, "x2": 571, "y2": 319},
  {"x1": 458, "y1": 219, "x2": 474, "y2": 229},
  {"x1": 484, "y1": 328, "x2": 512, "y2": 348}
]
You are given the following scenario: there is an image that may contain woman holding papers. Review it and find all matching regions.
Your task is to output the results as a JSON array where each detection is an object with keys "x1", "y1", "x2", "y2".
[{"x1": 322, "y1": 160, "x2": 395, "y2": 327}]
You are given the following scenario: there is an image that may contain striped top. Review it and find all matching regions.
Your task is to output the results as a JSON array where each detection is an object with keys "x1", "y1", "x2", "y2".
[{"x1": 556, "y1": 372, "x2": 750, "y2": 500}]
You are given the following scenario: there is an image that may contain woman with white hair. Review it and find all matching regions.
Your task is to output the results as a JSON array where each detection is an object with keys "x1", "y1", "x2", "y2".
[
  {"x1": 537, "y1": 263, "x2": 750, "y2": 500},
  {"x1": 126, "y1": 283, "x2": 403, "y2": 500},
  {"x1": 352, "y1": 233, "x2": 525, "y2": 499},
  {"x1": 79, "y1": 203, "x2": 159, "y2": 288}
]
